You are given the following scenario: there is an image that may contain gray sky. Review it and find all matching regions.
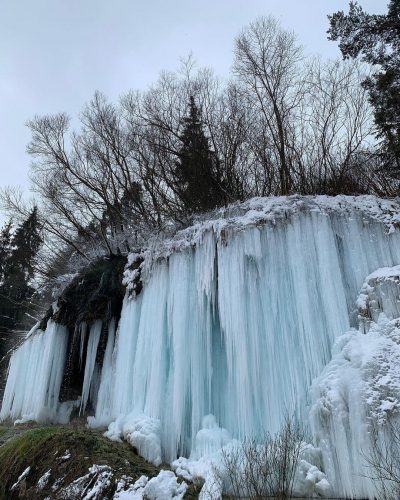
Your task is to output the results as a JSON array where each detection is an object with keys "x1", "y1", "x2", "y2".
[{"x1": 0, "y1": 0, "x2": 385, "y2": 195}]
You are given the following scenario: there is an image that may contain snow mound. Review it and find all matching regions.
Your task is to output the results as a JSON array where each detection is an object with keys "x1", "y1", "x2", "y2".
[
  {"x1": 172, "y1": 415, "x2": 330, "y2": 499},
  {"x1": 114, "y1": 471, "x2": 187, "y2": 500},
  {"x1": 105, "y1": 413, "x2": 162, "y2": 466}
]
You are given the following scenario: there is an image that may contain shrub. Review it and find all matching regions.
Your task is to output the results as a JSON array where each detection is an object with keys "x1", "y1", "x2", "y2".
[{"x1": 217, "y1": 416, "x2": 304, "y2": 499}]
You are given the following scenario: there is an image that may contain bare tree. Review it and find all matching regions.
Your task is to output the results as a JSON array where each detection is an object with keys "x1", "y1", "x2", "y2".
[
  {"x1": 0, "y1": 15, "x2": 390, "y2": 285},
  {"x1": 22, "y1": 93, "x2": 159, "y2": 257},
  {"x1": 234, "y1": 16, "x2": 304, "y2": 195},
  {"x1": 364, "y1": 419, "x2": 400, "y2": 500},
  {"x1": 299, "y1": 58, "x2": 375, "y2": 193},
  {"x1": 232, "y1": 18, "x2": 382, "y2": 197}
]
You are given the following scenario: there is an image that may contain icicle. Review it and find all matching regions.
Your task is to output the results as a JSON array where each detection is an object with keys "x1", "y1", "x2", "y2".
[
  {"x1": 79, "y1": 322, "x2": 87, "y2": 368},
  {"x1": 4, "y1": 197, "x2": 400, "y2": 499},
  {"x1": 94, "y1": 207, "x2": 400, "y2": 467},
  {"x1": 80, "y1": 320, "x2": 102, "y2": 414},
  {"x1": 0, "y1": 321, "x2": 68, "y2": 423},
  {"x1": 88, "y1": 319, "x2": 116, "y2": 427}
]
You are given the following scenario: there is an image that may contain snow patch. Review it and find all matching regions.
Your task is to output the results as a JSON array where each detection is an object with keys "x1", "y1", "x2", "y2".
[
  {"x1": 57, "y1": 450, "x2": 71, "y2": 462},
  {"x1": 11, "y1": 466, "x2": 31, "y2": 491},
  {"x1": 113, "y1": 471, "x2": 186, "y2": 500},
  {"x1": 37, "y1": 469, "x2": 51, "y2": 490},
  {"x1": 105, "y1": 413, "x2": 162, "y2": 466},
  {"x1": 127, "y1": 194, "x2": 400, "y2": 284},
  {"x1": 59, "y1": 464, "x2": 112, "y2": 499}
]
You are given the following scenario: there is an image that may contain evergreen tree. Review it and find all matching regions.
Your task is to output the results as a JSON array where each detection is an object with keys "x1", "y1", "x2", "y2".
[
  {"x1": 175, "y1": 96, "x2": 227, "y2": 213},
  {"x1": 0, "y1": 219, "x2": 13, "y2": 362},
  {"x1": 328, "y1": 1, "x2": 400, "y2": 175},
  {"x1": 0, "y1": 207, "x2": 42, "y2": 333},
  {"x1": 0, "y1": 220, "x2": 12, "y2": 285}
]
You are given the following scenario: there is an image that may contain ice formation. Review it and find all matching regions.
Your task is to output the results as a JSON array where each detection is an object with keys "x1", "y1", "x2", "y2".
[
  {"x1": 0, "y1": 321, "x2": 69, "y2": 423},
  {"x1": 113, "y1": 471, "x2": 187, "y2": 500},
  {"x1": 3, "y1": 195, "x2": 400, "y2": 498},
  {"x1": 172, "y1": 417, "x2": 331, "y2": 498},
  {"x1": 311, "y1": 265, "x2": 400, "y2": 498}
]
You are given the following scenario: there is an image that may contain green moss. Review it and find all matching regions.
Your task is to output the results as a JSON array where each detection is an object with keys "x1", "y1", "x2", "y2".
[
  {"x1": 0, "y1": 426, "x2": 157, "y2": 499},
  {"x1": 0, "y1": 426, "x2": 199, "y2": 499}
]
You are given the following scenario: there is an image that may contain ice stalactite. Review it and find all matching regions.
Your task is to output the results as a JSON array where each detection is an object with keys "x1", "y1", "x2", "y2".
[
  {"x1": 0, "y1": 321, "x2": 68, "y2": 423},
  {"x1": 90, "y1": 319, "x2": 116, "y2": 426},
  {"x1": 79, "y1": 323, "x2": 87, "y2": 368},
  {"x1": 80, "y1": 320, "x2": 102, "y2": 414}
]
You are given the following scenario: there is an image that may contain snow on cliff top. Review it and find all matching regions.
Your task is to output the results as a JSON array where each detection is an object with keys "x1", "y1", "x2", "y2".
[
  {"x1": 125, "y1": 195, "x2": 400, "y2": 286},
  {"x1": 149, "y1": 194, "x2": 400, "y2": 255}
]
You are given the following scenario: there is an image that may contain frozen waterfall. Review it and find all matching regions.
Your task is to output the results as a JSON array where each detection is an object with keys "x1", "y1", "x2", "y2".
[
  {"x1": 0, "y1": 321, "x2": 69, "y2": 423},
  {"x1": 2, "y1": 195, "x2": 400, "y2": 498}
]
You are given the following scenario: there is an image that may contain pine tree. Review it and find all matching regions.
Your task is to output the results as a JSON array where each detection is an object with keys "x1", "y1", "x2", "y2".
[
  {"x1": 0, "y1": 220, "x2": 12, "y2": 285},
  {"x1": 328, "y1": 1, "x2": 400, "y2": 175},
  {"x1": 0, "y1": 220, "x2": 13, "y2": 361},
  {"x1": 175, "y1": 96, "x2": 226, "y2": 213},
  {"x1": 0, "y1": 207, "x2": 42, "y2": 332}
]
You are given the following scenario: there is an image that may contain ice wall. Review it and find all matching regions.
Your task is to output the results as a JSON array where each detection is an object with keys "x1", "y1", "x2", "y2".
[
  {"x1": 2, "y1": 196, "x2": 400, "y2": 498},
  {"x1": 92, "y1": 203, "x2": 400, "y2": 468},
  {"x1": 0, "y1": 321, "x2": 69, "y2": 423},
  {"x1": 311, "y1": 266, "x2": 400, "y2": 499}
]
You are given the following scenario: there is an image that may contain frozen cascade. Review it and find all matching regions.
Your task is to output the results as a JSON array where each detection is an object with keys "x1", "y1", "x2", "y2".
[
  {"x1": 96, "y1": 209, "x2": 400, "y2": 462},
  {"x1": 79, "y1": 322, "x2": 87, "y2": 368},
  {"x1": 311, "y1": 266, "x2": 400, "y2": 499},
  {"x1": 90, "y1": 319, "x2": 116, "y2": 426},
  {"x1": 80, "y1": 320, "x2": 102, "y2": 414},
  {"x1": 3, "y1": 196, "x2": 400, "y2": 498},
  {"x1": 0, "y1": 321, "x2": 68, "y2": 422}
]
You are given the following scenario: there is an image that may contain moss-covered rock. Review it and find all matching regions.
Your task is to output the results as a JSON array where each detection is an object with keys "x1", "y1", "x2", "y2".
[
  {"x1": 40, "y1": 256, "x2": 127, "y2": 402},
  {"x1": 53, "y1": 255, "x2": 127, "y2": 330},
  {"x1": 0, "y1": 425, "x2": 199, "y2": 499}
]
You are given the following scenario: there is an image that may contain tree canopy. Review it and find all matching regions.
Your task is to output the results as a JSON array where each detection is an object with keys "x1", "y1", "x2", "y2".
[
  {"x1": 0, "y1": 208, "x2": 42, "y2": 341},
  {"x1": 328, "y1": 1, "x2": 400, "y2": 175}
]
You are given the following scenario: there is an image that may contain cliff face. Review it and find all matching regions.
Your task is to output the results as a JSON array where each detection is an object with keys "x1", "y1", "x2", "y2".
[{"x1": 2, "y1": 195, "x2": 400, "y2": 498}]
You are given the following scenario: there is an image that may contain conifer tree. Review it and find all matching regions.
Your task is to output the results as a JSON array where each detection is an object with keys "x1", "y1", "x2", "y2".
[
  {"x1": 0, "y1": 220, "x2": 12, "y2": 285},
  {"x1": 329, "y1": 1, "x2": 400, "y2": 175},
  {"x1": 175, "y1": 96, "x2": 227, "y2": 213},
  {"x1": 0, "y1": 207, "x2": 42, "y2": 333},
  {"x1": 0, "y1": 219, "x2": 13, "y2": 361}
]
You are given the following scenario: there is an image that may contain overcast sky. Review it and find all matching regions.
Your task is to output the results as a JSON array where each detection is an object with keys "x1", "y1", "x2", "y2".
[{"x1": 0, "y1": 0, "x2": 385, "y2": 196}]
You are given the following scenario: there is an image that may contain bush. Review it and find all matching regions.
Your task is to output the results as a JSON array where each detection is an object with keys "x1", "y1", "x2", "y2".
[
  {"x1": 364, "y1": 418, "x2": 400, "y2": 500},
  {"x1": 215, "y1": 417, "x2": 304, "y2": 499}
]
